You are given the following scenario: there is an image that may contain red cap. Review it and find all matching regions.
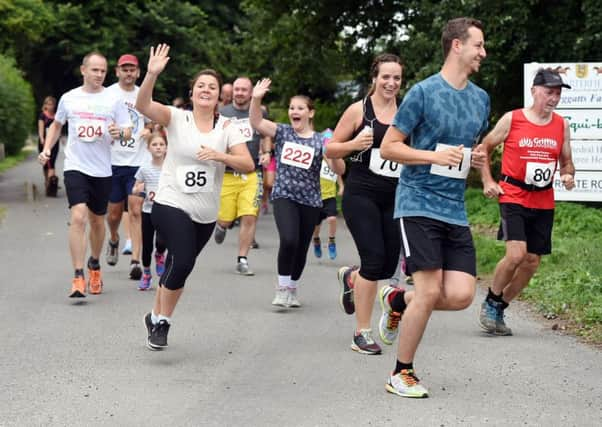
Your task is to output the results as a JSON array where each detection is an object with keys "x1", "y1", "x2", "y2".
[{"x1": 117, "y1": 54, "x2": 138, "y2": 67}]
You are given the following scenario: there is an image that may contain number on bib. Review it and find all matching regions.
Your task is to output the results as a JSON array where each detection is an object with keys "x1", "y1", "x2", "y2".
[
  {"x1": 114, "y1": 138, "x2": 137, "y2": 152},
  {"x1": 524, "y1": 161, "x2": 556, "y2": 187},
  {"x1": 430, "y1": 143, "x2": 472, "y2": 179},
  {"x1": 320, "y1": 160, "x2": 337, "y2": 182},
  {"x1": 280, "y1": 141, "x2": 315, "y2": 170},
  {"x1": 176, "y1": 165, "x2": 215, "y2": 193},
  {"x1": 77, "y1": 120, "x2": 103, "y2": 143},
  {"x1": 368, "y1": 148, "x2": 401, "y2": 178}
]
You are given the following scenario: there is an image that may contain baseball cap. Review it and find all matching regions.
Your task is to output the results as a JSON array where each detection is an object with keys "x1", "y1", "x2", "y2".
[
  {"x1": 532, "y1": 68, "x2": 571, "y2": 89},
  {"x1": 117, "y1": 54, "x2": 139, "y2": 67}
]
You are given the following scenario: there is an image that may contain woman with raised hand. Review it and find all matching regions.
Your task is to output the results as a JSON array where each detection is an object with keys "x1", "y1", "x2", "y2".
[
  {"x1": 135, "y1": 44, "x2": 254, "y2": 350},
  {"x1": 325, "y1": 53, "x2": 404, "y2": 355},
  {"x1": 250, "y1": 78, "x2": 345, "y2": 308}
]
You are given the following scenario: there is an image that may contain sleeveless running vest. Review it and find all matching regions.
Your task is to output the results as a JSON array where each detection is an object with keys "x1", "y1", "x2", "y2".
[
  {"x1": 499, "y1": 109, "x2": 565, "y2": 209},
  {"x1": 345, "y1": 96, "x2": 399, "y2": 194}
]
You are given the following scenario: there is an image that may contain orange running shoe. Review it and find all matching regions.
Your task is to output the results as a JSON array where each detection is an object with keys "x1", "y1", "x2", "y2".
[
  {"x1": 70, "y1": 276, "x2": 86, "y2": 298},
  {"x1": 88, "y1": 269, "x2": 103, "y2": 294}
]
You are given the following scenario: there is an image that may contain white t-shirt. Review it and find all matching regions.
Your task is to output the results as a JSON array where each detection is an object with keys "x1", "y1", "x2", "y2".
[
  {"x1": 154, "y1": 107, "x2": 246, "y2": 223},
  {"x1": 135, "y1": 161, "x2": 162, "y2": 214},
  {"x1": 55, "y1": 86, "x2": 131, "y2": 177},
  {"x1": 105, "y1": 83, "x2": 151, "y2": 167}
]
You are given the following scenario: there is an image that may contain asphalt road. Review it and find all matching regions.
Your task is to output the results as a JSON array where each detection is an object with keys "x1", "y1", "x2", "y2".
[{"x1": 1, "y1": 152, "x2": 600, "y2": 427}]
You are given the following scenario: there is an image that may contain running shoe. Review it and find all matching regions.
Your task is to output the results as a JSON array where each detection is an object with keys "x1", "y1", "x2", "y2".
[
  {"x1": 106, "y1": 239, "x2": 119, "y2": 266},
  {"x1": 495, "y1": 305, "x2": 513, "y2": 336},
  {"x1": 328, "y1": 242, "x2": 337, "y2": 260},
  {"x1": 479, "y1": 299, "x2": 499, "y2": 334},
  {"x1": 143, "y1": 313, "x2": 153, "y2": 342},
  {"x1": 314, "y1": 240, "x2": 322, "y2": 258},
  {"x1": 337, "y1": 265, "x2": 358, "y2": 315},
  {"x1": 385, "y1": 369, "x2": 429, "y2": 398},
  {"x1": 69, "y1": 276, "x2": 86, "y2": 298},
  {"x1": 272, "y1": 287, "x2": 289, "y2": 307},
  {"x1": 350, "y1": 329, "x2": 382, "y2": 355},
  {"x1": 378, "y1": 285, "x2": 404, "y2": 345},
  {"x1": 155, "y1": 251, "x2": 166, "y2": 276},
  {"x1": 287, "y1": 288, "x2": 301, "y2": 308},
  {"x1": 236, "y1": 260, "x2": 254, "y2": 276},
  {"x1": 139, "y1": 273, "x2": 152, "y2": 291},
  {"x1": 88, "y1": 269, "x2": 103, "y2": 295},
  {"x1": 214, "y1": 224, "x2": 227, "y2": 244},
  {"x1": 130, "y1": 262, "x2": 143, "y2": 280},
  {"x1": 250, "y1": 239, "x2": 260, "y2": 249},
  {"x1": 147, "y1": 319, "x2": 170, "y2": 350},
  {"x1": 122, "y1": 239, "x2": 132, "y2": 255}
]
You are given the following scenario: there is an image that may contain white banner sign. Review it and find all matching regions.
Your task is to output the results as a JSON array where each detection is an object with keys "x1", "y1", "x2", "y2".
[
  {"x1": 558, "y1": 110, "x2": 602, "y2": 140},
  {"x1": 553, "y1": 171, "x2": 602, "y2": 201},
  {"x1": 569, "y1": 140, "x2": 602, "y2": 170},
  {"x1": 524, "y1": 62, "x2": 602, "y2": 108}
]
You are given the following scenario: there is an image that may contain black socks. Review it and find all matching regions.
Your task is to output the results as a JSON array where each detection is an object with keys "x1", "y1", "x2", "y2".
[
  {"x1": 394, "y1": 360, "x2": 413, "y2": 375},
  {"x1": 87, "y1": 257, "x2": 100, "y2": 270}
]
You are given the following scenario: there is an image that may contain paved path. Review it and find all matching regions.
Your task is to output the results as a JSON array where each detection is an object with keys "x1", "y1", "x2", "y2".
[{"x1": 1, "y1": 153, "x2": 600, "y2": 426}]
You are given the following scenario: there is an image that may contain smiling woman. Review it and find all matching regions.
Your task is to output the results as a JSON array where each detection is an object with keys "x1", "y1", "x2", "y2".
[{"x1": 134, "y1": 43, "x2": 254, "y2": 351}]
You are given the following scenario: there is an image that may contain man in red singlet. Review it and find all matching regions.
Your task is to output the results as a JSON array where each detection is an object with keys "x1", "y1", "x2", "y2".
[{"x1": 476, "y1": 68, "x2": 575, "y2": 335}]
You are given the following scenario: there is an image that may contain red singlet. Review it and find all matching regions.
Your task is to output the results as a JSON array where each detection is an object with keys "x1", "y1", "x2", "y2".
[{"x1": 499, "y1": 109, "x2": 565, "y2": 209}]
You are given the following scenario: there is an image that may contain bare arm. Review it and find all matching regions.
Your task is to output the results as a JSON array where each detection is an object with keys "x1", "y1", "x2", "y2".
[
  {"x1": 135, "y1": 44, "x2": 172, "y2": 127},
  {"x1": 37, "y1": 119, "x2": 45, "y2": 143},
  {"x1": 250, "y1": 79, "x2": 277, "y2": 138},
  {"x1": 325, "y1": 102, "x2": 373, "y2": 159},
  {"x1": 380, "y1": 125, "x2": 464, "y2": 167},
  {"x1": 195, "y1": 126, "x2": 255, "y2": 174},
  {"x1": 559, "y1": 118, "x2": 575, "y2": 190},
  {"x1": 477, "y1": 112, "x2": 511, "y2": 197},
  {"x1": 38, "y1": 121, "x2": 63, "y2": 164},
  {"x1": 259, "y1": 135, "x2": 273, "y2": 166}
]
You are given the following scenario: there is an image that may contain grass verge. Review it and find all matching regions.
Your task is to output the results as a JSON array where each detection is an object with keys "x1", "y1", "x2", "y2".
[
  {"x1": 0, "y1": 146, "x2": 34, "y2": 174},
  {"x1": 466, "y1": 188, "x2": 602, "y2": 344}
]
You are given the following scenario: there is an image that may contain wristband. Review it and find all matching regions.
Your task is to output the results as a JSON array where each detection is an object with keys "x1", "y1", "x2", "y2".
[{"x1": 119, "y1": 129, "x2": 124, "y2": 139}]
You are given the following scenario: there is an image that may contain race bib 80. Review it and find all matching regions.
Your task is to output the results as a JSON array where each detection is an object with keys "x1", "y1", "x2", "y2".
[
  {"x1": 368, "y1": 148, "x2": 402, "y2": 178},
  {"x1": 280, "y1": 141, "x2": 315, "y2": 170},
  {"x1": 524, "y1": 161, "x2": 556, "y2": 187},
  {"x1": 176, "y1": 165, "x2": 215, "y2": 193},
  {"x1": 430, "y1": 143, "x2": 472, "y2": 180}
]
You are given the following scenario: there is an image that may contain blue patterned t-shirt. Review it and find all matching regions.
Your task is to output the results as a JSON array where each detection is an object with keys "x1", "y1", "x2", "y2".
[
  {"x1": 393, "y1": 73, "x2": 490, "y2": 225},
  {"x1": 271, "y1": 124, "x2": 323, "y2": 207}
]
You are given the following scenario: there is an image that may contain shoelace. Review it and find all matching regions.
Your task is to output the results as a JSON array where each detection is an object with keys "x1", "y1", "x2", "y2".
[
  {"x1": 359, "y1": 329, "x2": 375, "y2": 344},
  {"x1": 399, "y1": 369, "x2": 419, "y2": 386},
  {"x1": 388, "y1": 311, "x2": 401, "y2": 329}
]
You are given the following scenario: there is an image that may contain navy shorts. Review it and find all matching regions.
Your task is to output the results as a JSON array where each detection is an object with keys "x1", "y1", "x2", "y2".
[
  {"x1": 497, "y1": 203, "x2": 554, "y2": 255},
  {"x1": 317, "y1": 197, "x2": 337, "y2": 224},
  {"x1": 109, "y1": 165, "x2": 139, "y2": 204},
  {"x1": 64, "y1": 170, "x2": 112, "y2": 215},
  {"x1": 400, "y1": 216, "x2": 476, "y2": 276}
]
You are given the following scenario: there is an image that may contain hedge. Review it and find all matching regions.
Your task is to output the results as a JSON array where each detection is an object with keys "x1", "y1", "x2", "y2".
[{"x1": 0, "y1": 54, "x2": 35, "y2": 155}]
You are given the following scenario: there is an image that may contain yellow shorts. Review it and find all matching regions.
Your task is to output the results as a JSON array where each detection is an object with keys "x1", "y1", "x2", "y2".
[{"x1": 218, "y1": 171, "x2": 262, "y2": 221}]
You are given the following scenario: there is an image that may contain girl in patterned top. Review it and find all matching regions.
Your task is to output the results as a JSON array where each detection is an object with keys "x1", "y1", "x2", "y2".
[{"x1": 250, "y1": 78, "x2": 345, "y2": 308}]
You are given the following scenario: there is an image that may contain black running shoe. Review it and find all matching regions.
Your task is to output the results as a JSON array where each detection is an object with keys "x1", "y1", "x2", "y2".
[
  {"x1": 148, "y1": 319, "x2": 170, "y2": 350},
  {"x1": 337, "y1": 265, "x2": 358, "y2": 315},
  {"x1": 143, "y1": 313, "x2": 153, "y2": 342},
  {"x1": 130, "y1": 262, "x2": 142, "y2": 280}
]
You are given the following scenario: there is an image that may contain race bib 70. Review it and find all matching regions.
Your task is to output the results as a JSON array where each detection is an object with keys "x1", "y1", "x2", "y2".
[{"x1": 369, "y1": 148, "x2": 402, "y2": 178}]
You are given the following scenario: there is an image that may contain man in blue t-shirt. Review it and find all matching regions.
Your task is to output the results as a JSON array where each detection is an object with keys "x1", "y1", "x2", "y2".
[{"x1": 376, "y1": 17, "x2": 489, "y2": 398}]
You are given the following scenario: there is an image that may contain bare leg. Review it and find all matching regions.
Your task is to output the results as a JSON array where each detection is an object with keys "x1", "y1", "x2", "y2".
[
  {"x1": 502, "y1": 254, "x2": 541, "y2": 302},
  {"x1": 353, "y1": 271, "x2": 378, "y2": 330},
  {"x1": 88, "y1": 211, "x2": 106, "y2": 260},
  {"x1": 238, "y1": 215, "x2": 257, "y2": 257},
  {"x1": 69, "y1": 203, "x2": 89, "y2": 270},
  {"x1": 128, "y1": 195, "x2": 143, "y2": 262},
  {"x1": 107, "y1": 201, "x2": 124, "y2": 243}
]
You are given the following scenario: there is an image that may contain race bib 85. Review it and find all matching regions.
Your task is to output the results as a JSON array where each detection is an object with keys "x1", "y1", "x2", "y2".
[{"x1": 176, "y1": 165, "x2": 215, "y2": 194}]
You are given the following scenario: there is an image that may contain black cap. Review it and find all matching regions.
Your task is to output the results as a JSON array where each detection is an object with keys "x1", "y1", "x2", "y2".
[{"x1": 533, "y1": 69, "x2": 571, "y2": 89}]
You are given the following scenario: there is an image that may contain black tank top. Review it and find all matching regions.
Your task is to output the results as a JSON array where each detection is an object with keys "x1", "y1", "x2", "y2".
[{"x1": 345, "y1": 96, "x2": 399, "y2": 194}]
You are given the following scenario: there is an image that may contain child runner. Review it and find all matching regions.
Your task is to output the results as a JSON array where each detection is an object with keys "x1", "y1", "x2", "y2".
[
  {"x1": 133, "y1": 130, "x2": 168, "y2": 290},
  {"x1": 250, "y1": 78, "x2": 345, "y2": 307}
]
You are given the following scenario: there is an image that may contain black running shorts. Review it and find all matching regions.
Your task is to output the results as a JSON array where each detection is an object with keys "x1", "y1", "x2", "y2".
[
  {"x1": 64, "y1": 170, "x2": 112, "y2": 215},
  {"x1": 497, "y1": 203, "x2": 554, "y2": 255},
  {"x1": 400, "y1": 216, "x2": 476, "y2": 276}
]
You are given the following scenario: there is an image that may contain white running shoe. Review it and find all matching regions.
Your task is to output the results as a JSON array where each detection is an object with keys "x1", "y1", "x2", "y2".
[
  {"x1": 287, "y1": 288, "x2": 301, "y2": 307},
  {"x1": 271, "y1": 287, "x2": 288, "y2": 307}
]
